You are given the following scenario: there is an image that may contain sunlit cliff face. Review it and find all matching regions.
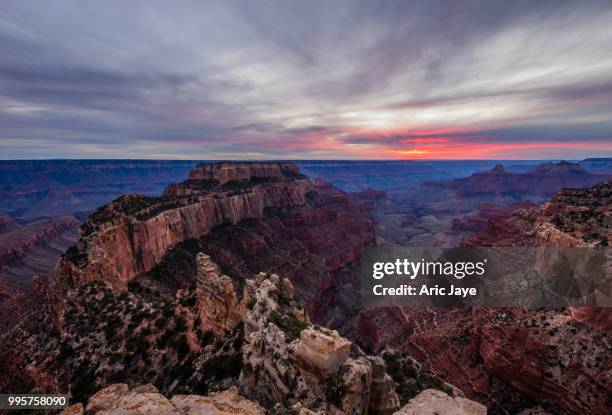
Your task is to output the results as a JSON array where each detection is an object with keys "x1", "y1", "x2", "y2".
[{"x1": 1, "y1": 0, "x2": 612, "y2": 159}]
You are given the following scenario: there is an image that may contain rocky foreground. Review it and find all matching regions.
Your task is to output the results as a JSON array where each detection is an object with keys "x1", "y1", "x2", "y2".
[
  {"x1": 57, "y1": 259, "x2": 485, "y2": 415},
  {"x1": 60, "y1": 384, "x2": 485, "y2": 415}
]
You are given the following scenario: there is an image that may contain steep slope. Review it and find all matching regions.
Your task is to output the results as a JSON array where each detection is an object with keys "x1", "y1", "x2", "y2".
[
  {"x1": 356, "y1": 181, "x2": 611, "y2": 414},
  {"x1": 49, "y1": 163, "x2": 373, "y2": 330},
  {"x1": 4, "y1": 249, "x2": 472, "y2": 414}
]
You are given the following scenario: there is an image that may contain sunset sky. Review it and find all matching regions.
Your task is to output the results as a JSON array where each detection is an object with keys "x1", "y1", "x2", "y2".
[{"x1": 1, "y1": 0, "x2": 612, "y2": 160}]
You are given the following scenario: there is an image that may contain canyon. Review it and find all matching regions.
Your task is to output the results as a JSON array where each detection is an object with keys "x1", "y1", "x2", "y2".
[
  {"x1": 0, "y1": 160, "x2": 609, "y2": 414},
  {"x1": 49, "y1": 162, "x2": 374, "y2": 329},
  {"x1": 0, "y1": 215, "x2": 78, "y2": 302},
  {"x1": 357, "y1": 179, "x2": 611, "y2": 413}
]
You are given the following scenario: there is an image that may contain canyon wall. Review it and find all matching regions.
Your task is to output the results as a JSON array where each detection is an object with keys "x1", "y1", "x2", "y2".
[
  {"x1": 357, "y1": 180, "x2": 611, "y2": 413},
  {"x1": 0, "y1": 216, "x2": 79, "y2": 267},
  {"x1": 54, "y1": 171, "x2": 312, "y2": 292},
  {"x1": 49, "y1": 162, "x2": 374, "y2": 330}
]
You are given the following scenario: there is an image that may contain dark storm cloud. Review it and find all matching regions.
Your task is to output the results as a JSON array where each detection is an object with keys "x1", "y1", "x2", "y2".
[{"x1": 0, "y1": 0, "x2": 611, "y2": 159}]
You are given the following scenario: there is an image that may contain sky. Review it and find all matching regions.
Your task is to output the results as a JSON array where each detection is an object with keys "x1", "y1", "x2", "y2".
[{"x1": 1, "y1": 0, "x2": 612, "y2": 160}]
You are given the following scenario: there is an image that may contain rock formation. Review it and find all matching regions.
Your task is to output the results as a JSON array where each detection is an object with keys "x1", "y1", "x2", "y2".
[
  {"x1": 357, "y1": 181, "x2": 611, "y2": 413},
  {"x1": 464, "y1": 180, "x2": 611, "y2": 331},
  {"x1": 59, "y1": 383, "x2": 265, "y2": 415},
  {"x1": 426, "y1": 161, "x2": 608, "y2": 201},
  {"x1": 393, "y1": 389, "x2": 486, "y2": 415},
  {"x1": 49, "y1": 162, "x2": 373, "y2": 330},
  {"x1": 240, "y1": 271, "x2": 401, "y2": 413},
  {"x1": 194, "y1": 253, "x2": 243, "y2": 337},
  {"x1": 8, "y1": 238, "x2": 470, "y2": 413},
  {"x1": 54, "y1": 171, "x2": 311, "y2": 291},
  {"x1": 163, "y1": 162, "x2": 305, "y2": 196}
]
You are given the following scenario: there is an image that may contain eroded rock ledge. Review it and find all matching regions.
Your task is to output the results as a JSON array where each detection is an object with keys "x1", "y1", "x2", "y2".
[
  {"x1": 59, "y1": 383, "x2": 265, "y2": 415},
  {"x1": 58, "y1": 254, "x2": 486, "y2": 415},
  {"x1": 49, "y1": 162, "x2": 375, "y2": 333}
]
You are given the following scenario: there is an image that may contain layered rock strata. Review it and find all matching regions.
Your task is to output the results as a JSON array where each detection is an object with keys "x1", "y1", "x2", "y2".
[
  {"x1": 358, "y1": 181, "x2": 611, "y2": 413},
  {"x1": 57, "y1": 176, "x2": 311, "y2": 291},
  {"x1": 0, "y1": 216, "x2": 78, "y2": 266},
  {"x1": 49, "y1": 162, "x2": 373, "y2": 330}
]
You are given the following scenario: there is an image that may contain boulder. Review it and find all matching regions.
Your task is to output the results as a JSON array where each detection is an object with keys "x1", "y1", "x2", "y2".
[
  {"x1": 170, "y1": 386, "x2": 265, "y2": 415},
  {"x1": 393, "y1": 389, "x2": 486, "y2": 415},
  {"x1": 294, "y1": 327, "x2": 351, "y2": 374}
]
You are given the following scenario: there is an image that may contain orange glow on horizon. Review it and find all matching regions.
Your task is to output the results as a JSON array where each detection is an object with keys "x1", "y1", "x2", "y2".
[
  {"x1": 386, "y1": 140, "x2": 612, "y2": 159},
  {"x1": 265, "y1": 125, "x2": 612, "y2": 160}
]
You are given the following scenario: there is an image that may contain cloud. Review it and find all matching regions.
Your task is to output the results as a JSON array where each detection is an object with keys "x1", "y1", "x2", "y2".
[{"x1": 0, "y1": 0, "x2": 611, "y2": 159}]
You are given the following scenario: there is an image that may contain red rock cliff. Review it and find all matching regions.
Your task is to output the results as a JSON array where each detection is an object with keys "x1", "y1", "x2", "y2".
[
  {"x1": 49, "y1": 162, "x2": 374, "y2": 330},
  {"x1": 53, "y1": 164, "x2": 312, "y2": 292}
]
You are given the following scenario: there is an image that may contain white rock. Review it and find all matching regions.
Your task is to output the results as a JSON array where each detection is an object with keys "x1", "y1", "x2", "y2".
[{"x1": 394, "y1": 389, "x2": 487, "y2": 415}]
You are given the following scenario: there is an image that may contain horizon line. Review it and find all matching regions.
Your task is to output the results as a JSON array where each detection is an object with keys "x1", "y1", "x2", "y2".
[{"x1": 2, "y1": 157, "x2": 609, "y2": 162}]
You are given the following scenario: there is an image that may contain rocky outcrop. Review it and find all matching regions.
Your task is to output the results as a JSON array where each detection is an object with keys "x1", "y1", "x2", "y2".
[
  {"x1": 195, "y1": 253, "x2": 243, "y2": 337},
  {"x1": 60, "y1": 383, "x2": 265, "y2": 415},
  {"x1": 393, "y1": 389, "x2": 486, "y2": 415},
  {"x1": 294, "y1": 327, "x2": 351, "y2": 375},
  {"x1": 49, "y1": 163, "x2": 316, "y2": 327},
  {"x1": 534, "y1": 182, "x2": 611, "y2": 332},
  {"x1": 57, "y1": 179, "x2": 311, "y2": 290},
  {"x1": 430, "y1": 180, "x2": 612, "y2": 412},
  {"x1": 49, "y1": 162, "x2": 374, "y2": 332},
  {"x1": 240, "y1": 272, "x2": 401, "y2": 414},
  {"x1": 537, "y1": 181, "x2": 611, "y2": 245},
  {"x1": 465, "y1": 181, "x2": 611, "y2": 330},
  {"x1": 171, "y1": 387, "x2": 266, "y2": 415},
  {"x1": 164, "y1": 162, "x2": 305, "y2": 196},
  {"x1": 11, "y1": 247, "x2": 441, "y2": 413},
  {"x1": 464, "y1": 180, "x2": 611, "y2": 248}
]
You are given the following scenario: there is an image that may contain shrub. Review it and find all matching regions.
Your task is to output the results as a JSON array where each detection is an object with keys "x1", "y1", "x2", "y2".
[
  {"x1": 154, "y1": 318, "x2": 166, "y2": 329},
  {"x1": 175, "y1": 335, "x2": 190, "y2": 360},
  {"x1": 200, "y1": 353, "x2": 243, "y2": 380},
  {"x1": 268, "y1": 311, "x2": 308, "y2": 341}
]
